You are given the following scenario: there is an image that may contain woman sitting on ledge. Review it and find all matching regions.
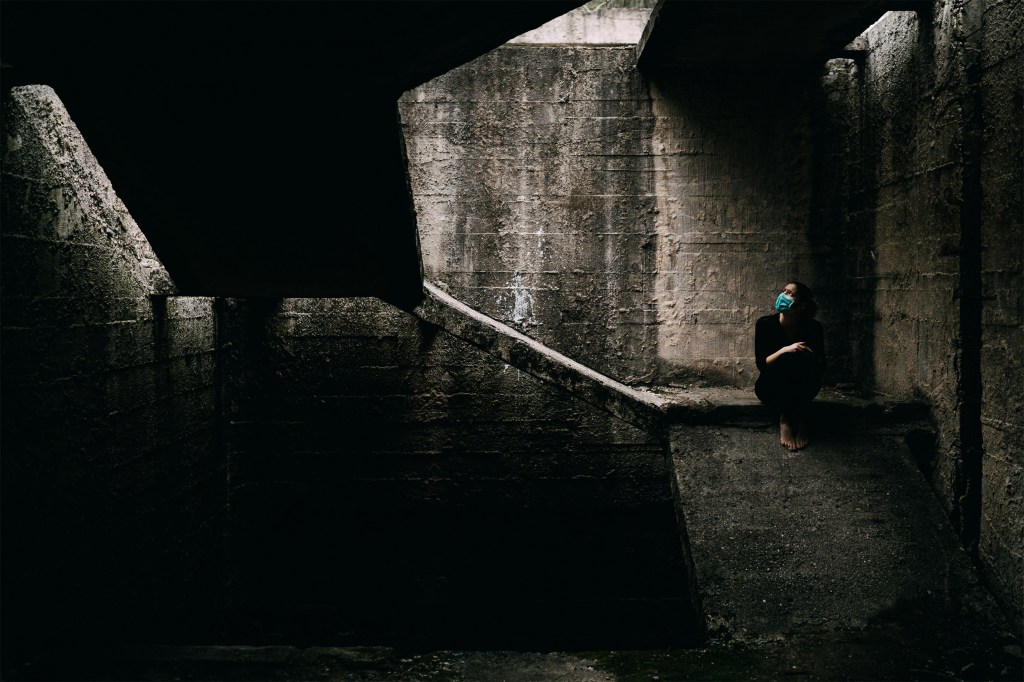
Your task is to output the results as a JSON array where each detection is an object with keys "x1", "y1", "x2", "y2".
[{"x1": 754, "y1": 281, "x2": 825, "y2": 451}]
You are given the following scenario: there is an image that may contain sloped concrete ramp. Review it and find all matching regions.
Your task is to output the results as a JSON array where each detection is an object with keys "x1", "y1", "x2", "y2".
[{"x1": 672, "y1": 421, "x2": 1020, "y2": 676}]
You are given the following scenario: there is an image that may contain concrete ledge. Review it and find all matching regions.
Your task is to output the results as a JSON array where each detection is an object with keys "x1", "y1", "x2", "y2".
[
  {"x1": 414, "y1": 283, "x2": 931, "y2": 435},
  {"x1": 653, "y1": 386, "x2": 932, "y2": 428},
  {"x1": 414, "y1": 282, "x2": 670, "y2": 432}
]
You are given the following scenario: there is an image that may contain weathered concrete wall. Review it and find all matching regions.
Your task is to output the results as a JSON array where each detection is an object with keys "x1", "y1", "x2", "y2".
[
  {"x1": 819, "y1": 8, "x2": 963, "y2": 492},
  {"x1": 402, "y1": 0, "x2": 1020, "y2": 633},
  {"x1": 401, "y1": 46, "x2": 659, "y2": 385},
  {"x1": 402, "y1": 47, "x2": 837, "y2": 390},
  {"x1": 6, "y1": 0, "x2": 1016, "y2": 652},
  {"x1": 507, "y1": 7, "x2": 652, "y2": 45},
  {"x1": 820, "y1": 3, "x2": 1022, "y2": 631},
  {"x1": 977, "y1": 0, "x2": 1024, "y2": 633},
  {"x1": 812, "y1": 58, "x2": 864, "y2": 386},
  {"x1": 1, "y1": 86, "x2": 226, "y2": 650},
  {"x1": 648, "y1": 67, "x2": 825, "y2": 387},
  {"x1": 864, "y1": 9, "x2": 963, "y2": 495},
  {"x1": 223, "y1": 297, "x2": 700, "y2": 648}
]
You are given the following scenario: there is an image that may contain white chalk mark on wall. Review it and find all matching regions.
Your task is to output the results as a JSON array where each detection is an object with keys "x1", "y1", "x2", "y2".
[{"x1": 498, "y1": 272, "x2": 538, "y2": 329}]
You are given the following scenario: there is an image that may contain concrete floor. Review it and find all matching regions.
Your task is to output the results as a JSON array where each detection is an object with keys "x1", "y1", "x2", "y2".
[
  {"x1": 5, "y1": 417, "x2": 1021, "y2": 681},
  {"x1": 669, "y1": 421, "x2": 1022, "y2": 681}
]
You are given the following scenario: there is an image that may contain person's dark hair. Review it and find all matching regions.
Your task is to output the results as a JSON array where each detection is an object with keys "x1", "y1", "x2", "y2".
[{"x1": 790, "y1": 280, "x2": 818, "y2": 318}]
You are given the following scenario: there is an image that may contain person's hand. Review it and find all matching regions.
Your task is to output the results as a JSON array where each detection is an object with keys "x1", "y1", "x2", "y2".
[{"x1": 766, "y1": 342, "x2": 813, "y2": 365}]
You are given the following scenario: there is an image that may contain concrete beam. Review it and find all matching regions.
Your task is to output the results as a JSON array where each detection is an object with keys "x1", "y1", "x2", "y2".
[
  {"x1": 637, "y1": 0, "x2": 898, "y2": 67},
  {"x1": 414, "y1": 282, "x2": 671, "y2": 432},
  {"x1": 413, "y1": 283, "x2": 930, "y2": 434}
]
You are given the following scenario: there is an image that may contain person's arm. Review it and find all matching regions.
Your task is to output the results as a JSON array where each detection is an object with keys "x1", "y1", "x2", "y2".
[
  {"x1": 756, "y1": 317, "x2": 814, "y2": 368},
  {"x1": 765, "y1": 342, "x2": 812, "y2": 365},
  {"x1": 756, "y1": 318, "x2": 803, "y2": 370}
]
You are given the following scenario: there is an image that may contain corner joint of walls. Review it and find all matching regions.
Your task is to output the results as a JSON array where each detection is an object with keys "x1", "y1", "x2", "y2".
[{"x1": 143, "y1": 264, "x2": 178, "y2": 297}]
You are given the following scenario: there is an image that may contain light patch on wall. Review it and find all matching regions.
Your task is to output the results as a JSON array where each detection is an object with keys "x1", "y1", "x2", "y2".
[
  {"x1": 506, "y1": 7, "x2": 653, "y2": 45},
  {"x1": 498, "y1": 272, "x2": 538, "y2": 328},
  {"x1": 41, "y1": 187, "x2": 84, "y2": 239}
]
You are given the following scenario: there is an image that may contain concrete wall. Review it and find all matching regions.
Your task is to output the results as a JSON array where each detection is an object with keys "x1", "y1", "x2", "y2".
[
  {"x1": 508, "y1": 7, "x2": 652, "y2": 45},
  {"x1": 402, "y1": 0, "x2": 1020, "y2": 631},
  {"x1": 402, "y1": 47, "x2": 828, "y2": 389},
  {"x1": 819, "y1": 2, "x2": 1022, "y2": 630},
  {"x1": 977, "y1": 0, "x2": 1023, "y2": 633},
  {"x1": 1, "y1": 87, "x2": 226, "y2": 650},
  {"x1": 4, "y1": 0, "x2": 1018, "y2": 647},
  {"x1": 2, "y1": 84, "x2": 698, "y2": 653},
  {"x1": 222, "y1": 296, "x2": 699, "y2": 649},
  {"x1": 401, "y1": 45, "x2": 659, "y2": 385},
  {"x1": 821, "y1": 9, "x2": 963, "y2": 484},
  {"x1": 648, "y1": 66, "x2": 826, "y2": 387}
]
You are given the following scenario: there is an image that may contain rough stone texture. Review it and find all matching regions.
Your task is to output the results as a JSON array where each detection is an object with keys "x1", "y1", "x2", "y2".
[
  {"x1": 400, "y1": 46, "x2": 659, "y2": 385},
  {"x1": 978, "y1": 0, "x2": 1024, "y2": 633},
  {"x1": 401, "y1": 4, "x2": 1022, "y2": 630},
  {"x1": 402, "y1": 47, "x2": 840, "y2": 390},
  {"x1": 818, "y1": 3, "x2": 1023, "y2": 632},
  {"x1": 648, "y1": 66, "x2": 823, "y2": 387},
  {"x1": 672, "y1": 422, "x2": 1020, "y2": 677},
  {"x1": 414, "y1": 281, "x2": 670, "y2": 431},
  {"x1": 1, "y1": 87, "x2": 225, "y2": 651},
  {"x1": 1, "y1": 86, "x2": 176, "y2": 295},
  {"x1": 221, "y1": 296, "x2": 700, "y2": 650},
  {"x1": 856, "y1": 8, "x2": 963, "y2": 505},
  {"x1": 507, "y1": 7, "x2": 652, "y2": 45}
]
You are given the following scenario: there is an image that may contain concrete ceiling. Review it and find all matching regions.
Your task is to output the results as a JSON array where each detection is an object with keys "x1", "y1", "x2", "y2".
[
  {"x1": 1, "y1": 1, "x2": 582, "y2": 308},
  {"x1": 3, "y1": 1, "x2": 928, "y2": 307},
  {"x1": 637, "y1": 0, "x2": 925, "y2": 67}
]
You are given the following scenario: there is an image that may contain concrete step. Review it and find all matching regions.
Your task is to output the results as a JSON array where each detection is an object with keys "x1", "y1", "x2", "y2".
[
  {"x1": 650, "y1": 386, "x2": 931, "y2": 428},
  {"x1": 415, "y1": 283, "x2": 932, "y2": 437}
]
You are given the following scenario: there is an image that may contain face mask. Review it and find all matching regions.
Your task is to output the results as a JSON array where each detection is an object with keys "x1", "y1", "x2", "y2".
[{"x1": 775, "y1": 293, "x2": 795, "y2": 313}]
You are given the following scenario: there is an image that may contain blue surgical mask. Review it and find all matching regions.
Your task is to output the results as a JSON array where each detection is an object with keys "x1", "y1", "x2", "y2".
[{"x1": 775, "y1": 293, "x2": 794, "y2": 312}]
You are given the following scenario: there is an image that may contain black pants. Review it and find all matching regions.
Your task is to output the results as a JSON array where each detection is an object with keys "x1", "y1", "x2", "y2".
[{"x1": 755, "y1": 352, "x2": 822, "y2": 418}]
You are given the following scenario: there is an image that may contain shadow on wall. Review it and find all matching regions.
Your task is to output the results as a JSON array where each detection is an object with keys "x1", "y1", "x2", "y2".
[
  {"x1": 647, "y1": 64, "x2": 832, "y2": 389},
  {"x1": 1, "y1": 85, "x2": 706, "y2": 653},
  {"x1": 811, "y1": 55, "x2": 878, "y2": 392},
  {"x1": 0, "y1": 86, "x2": 226, "y2": 653},
  {"x1": 220, "y1": 297, "x2": 704, "y2": 649}
]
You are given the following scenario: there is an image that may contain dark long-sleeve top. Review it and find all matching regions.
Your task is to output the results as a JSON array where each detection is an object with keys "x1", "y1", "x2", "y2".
[{"x1": 754, "y1": 314, "x2": 825, "y2": 373}]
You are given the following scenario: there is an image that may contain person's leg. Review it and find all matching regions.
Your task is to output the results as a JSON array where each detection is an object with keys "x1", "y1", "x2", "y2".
[
  {"x1": 780, "y1": 408, "x2": 799, "y2": 451},
  {"x1": 791, "y1": 358, "x2": 822, "y2": 450},
  {"x1": 757, "y1": 373, "x2": 799, "y2": 451},
  {"x1": 794, "y1": 408, "x2": 810, "y2": 450}
]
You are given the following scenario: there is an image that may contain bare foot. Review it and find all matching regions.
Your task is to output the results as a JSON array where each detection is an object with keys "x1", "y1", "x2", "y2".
[
  {"x1": 780, "y1": 415, "x2": 798, "y2": 451},
  {"x1": 795, "y1": 416, "x2": 810, "y2": 450}
]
